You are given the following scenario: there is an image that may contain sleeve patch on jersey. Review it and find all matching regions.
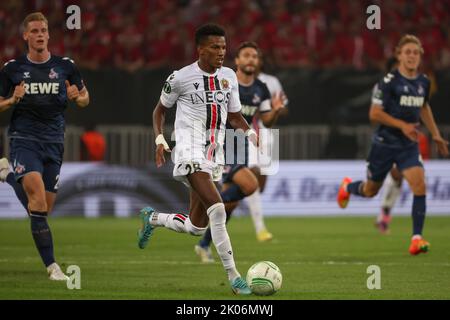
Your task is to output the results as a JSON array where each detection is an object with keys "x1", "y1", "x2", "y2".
[
  {"x1": 373, "y1": 89, "x2": 383, "y2": 100},
  {"x1": 163, "y1": 81, "x2": 171, "y2": 93},
  {"x1": 62, "y1": 57, "x2": 75, "y2": 64},
  {"x1": 4, "y1": 59, "x2": 16, "y2": 67}
]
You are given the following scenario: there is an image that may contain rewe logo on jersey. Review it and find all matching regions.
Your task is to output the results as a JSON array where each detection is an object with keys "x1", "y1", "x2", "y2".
[
  {"x1": 24, "y1": 82, "x2": 60, "y2": 95},
  {"x1": 189, "y1": 90, "x2": 230, "y2": 105},
  {"x1": 399, "y1": 95, "x2": 424, "y2": 107}
]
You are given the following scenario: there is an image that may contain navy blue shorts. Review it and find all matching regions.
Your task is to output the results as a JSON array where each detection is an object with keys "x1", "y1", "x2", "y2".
[
  {"x1": 222, "y1": 164, "x2": 246, "y2": 184},
  {"x1": 366, "y1": 142, "x2": 423, "y2": 182},
  {"x1": 9, "y1": 138, "x2": 64, "y2": 193}
]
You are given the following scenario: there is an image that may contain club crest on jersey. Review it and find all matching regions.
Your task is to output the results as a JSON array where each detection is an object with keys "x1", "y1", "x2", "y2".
[
  {"x1": 23, "y1": 72, "x2": 30, "y2": 79},
  {"x1": 49, "y1": 68, "x2": 59, "y2": 79},
  {"x1": 221, "y1": 78, "x2": 229, "y2": 89},
  {"x1": 418, "y1": 84, "x2": 424, "y2": 95}
]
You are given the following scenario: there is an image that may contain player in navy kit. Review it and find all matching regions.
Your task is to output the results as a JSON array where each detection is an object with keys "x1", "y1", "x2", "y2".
[
  {"x1": 195, "y1": 42, "x2": 284, "y2": 263},
  {"x1": 0, "y1": 12, "x2": 89, "y2": 280},
  {"x1": 337, "y1": 35, "x2": 449, "y2": 255}
]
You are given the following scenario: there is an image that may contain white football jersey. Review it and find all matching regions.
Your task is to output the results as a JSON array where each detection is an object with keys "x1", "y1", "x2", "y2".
[{"x1": 160, "y1": 61, "x2": 241, "y2": 166}]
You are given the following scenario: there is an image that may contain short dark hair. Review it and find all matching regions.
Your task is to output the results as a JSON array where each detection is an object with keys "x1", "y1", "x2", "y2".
[
  {"x1": 235, "y1": 41, "x2": 260, "y2": 58},
  {"x1": 195, "y1": 24, "x2": 226, "y2": 46}
]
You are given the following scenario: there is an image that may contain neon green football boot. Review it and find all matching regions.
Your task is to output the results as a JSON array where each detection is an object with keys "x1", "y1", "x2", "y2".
[
  {"x1": 137, "y1": 207, "x2": 155, "y2": 249},
  {"x1": 230, "y1": 277, "x2": 252, "y2": 295}
]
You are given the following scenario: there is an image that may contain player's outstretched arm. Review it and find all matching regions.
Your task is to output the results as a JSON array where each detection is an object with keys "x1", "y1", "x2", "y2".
[
  {"x1": 0, "y1": 81, "x2": 25, "y2": 112},
  {"x1": 260, "y1": 92, "x2": 285, "y2": 128},
  {"x1": 369, "y1": 104, "x2": 419, "y2": 142},
  {"x1": 153, "y1": 101, "x2": 171, "y2": 168},
  {"x1": 228, "y1": 111, "x2": 258, "y2": 146},
  {"x1": 420, "y1": 103, "x2": 449, "y2": 157},
  {"x1": 65, "y1": 80, "x2": 89, "y2": 108}
]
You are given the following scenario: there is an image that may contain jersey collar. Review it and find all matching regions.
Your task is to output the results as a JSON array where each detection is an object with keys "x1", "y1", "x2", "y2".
[
  {"x1": 194, "y1": 61, "x2": 220, "y2": 76},
  {"x1": 396, "y1": 68, "x2": 419, "y2": 80},
  {"x1": 26, "y1": 53, "x2": 52, "y2": 64}
]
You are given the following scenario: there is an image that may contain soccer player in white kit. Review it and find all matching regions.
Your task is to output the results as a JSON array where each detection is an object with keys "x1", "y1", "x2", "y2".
[{"x1": 137, "y1": 24, "x2": 255, "y2": 295}]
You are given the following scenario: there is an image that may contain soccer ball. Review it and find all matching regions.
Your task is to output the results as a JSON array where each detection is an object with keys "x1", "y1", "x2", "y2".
[{"x1": 246, "y1": 261, "x2": 282, "y2": 296}]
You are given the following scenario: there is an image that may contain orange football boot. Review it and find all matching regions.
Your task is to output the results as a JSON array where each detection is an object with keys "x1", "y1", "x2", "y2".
[
  {"x1": 409, "y1": 237, "x2": 430, "y2": 255},
  {"x1": 337, "y1": 177, "x2": 352, "y2": 209}
]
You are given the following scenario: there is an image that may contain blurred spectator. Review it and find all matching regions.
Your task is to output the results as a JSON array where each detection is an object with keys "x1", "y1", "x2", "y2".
[
  {"x1": 80, "y1": 125, "x2": 106, "y2": 162},
  {"x1": 1, "y1": 0, "x2": 449, "y2": 71}
]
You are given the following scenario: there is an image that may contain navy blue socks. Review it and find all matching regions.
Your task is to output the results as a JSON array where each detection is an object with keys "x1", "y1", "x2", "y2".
[
  {"x1": 412, "y1": 195, "x2": 426, "y2": 236},
  {"x1": 347, "y1": 180, "x2": 364, "y2": 196},
  {"x1": 29, "y1": 211, "x2": 55, "y2": 267}
]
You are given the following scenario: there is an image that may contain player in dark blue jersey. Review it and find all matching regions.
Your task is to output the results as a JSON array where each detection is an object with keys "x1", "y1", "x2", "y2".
[
  {"x1": 0, "y1": 12, "x2": 89, "y2": 280},
  {"x1": 337, "y1": 35, "x2": 449, "y2": 255},
  {"x1": 195, "y1": 42, "x2": 284, "y2": 262}
]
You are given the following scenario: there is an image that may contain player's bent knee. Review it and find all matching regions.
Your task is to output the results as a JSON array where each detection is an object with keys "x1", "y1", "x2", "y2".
[
  {"x1": 206, "y1": 203, "x2": 226, "y2": 225},
  {"x1": 363, "y1": 185, "x2": 380, "y2": 198},
  {"x1": 28, "y1": 197, "x2": 48, "y2": 212},
  {"x1": 185, "y1": 218, "x2": 207, "y2": 236},
  {"x1": 411, "y1": 181, "x2": 426, "y2": 195}
]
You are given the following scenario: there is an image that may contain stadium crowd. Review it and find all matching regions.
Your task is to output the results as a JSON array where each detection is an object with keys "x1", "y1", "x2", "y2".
[{"x1": 1, "y1": 0, "x2": 450, "y2": 72}]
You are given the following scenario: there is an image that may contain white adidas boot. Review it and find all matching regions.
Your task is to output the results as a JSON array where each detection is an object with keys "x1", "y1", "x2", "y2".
[{"x1": 47, "y1": 262, "x2": 69, "y2": 281}]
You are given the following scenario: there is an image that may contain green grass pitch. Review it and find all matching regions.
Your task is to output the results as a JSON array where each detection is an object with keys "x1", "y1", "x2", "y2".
[{"x1": 1, "y1": 216, "x2": 449, "y2": 299}]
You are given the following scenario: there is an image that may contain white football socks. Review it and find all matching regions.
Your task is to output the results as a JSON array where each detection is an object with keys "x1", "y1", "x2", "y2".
[
  {"x1": 381, "y1": 174, "x2": 402, "y2": 210},
  {"x1": 150, "y1": 212, "x2": 207, "y2": 235},
  {"x1": 207, "y1": 202, "x2": 240, "y2": 281},
  {"x1": 245, "y1": 188, "x2": 266, "y2": 233},
  {"x1": 150, "y1": 212, "x2": 189, "y2": 232}
]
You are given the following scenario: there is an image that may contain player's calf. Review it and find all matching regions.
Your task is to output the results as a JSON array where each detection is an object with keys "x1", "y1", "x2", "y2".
[
  {"x1": 22, "y1": 172, "x2": 48, "y2": 212},
  {"x1": 207, "y1": 203, "x2": 241, "y2": 281},
  {"x1": 0, "y1": 158, "x2": 10, "y2": 182}
]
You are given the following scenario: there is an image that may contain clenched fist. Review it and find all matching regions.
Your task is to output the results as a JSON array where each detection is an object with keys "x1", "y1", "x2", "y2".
[{"x1": 12, "y1": 81, "x2": 25, "y2": 104}]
